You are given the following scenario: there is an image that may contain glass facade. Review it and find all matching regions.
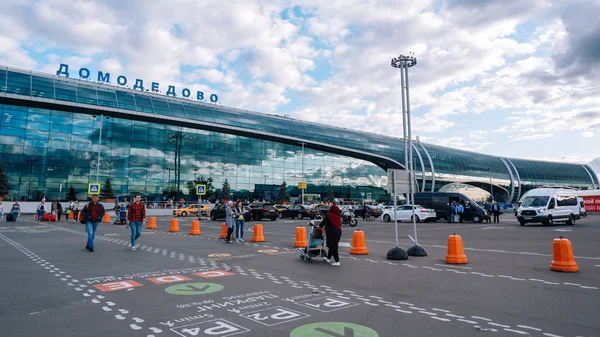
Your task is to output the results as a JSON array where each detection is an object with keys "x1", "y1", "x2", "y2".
[{"x1": 0, "y1": 65, "x2": 597, "y2": 202}]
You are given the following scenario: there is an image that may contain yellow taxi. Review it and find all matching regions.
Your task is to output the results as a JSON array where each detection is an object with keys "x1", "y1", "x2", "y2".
[{"x1": 173, "y1": 204, "x2": 210, "y2": 217}]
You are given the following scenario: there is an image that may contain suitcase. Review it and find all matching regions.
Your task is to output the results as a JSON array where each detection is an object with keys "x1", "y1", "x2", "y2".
[
  {"x1": 42, "y1": 213, "x2": 57, "y2": 222},
  {"x1": 6, "y1": 213, "x2": 15, "y2": 222}
]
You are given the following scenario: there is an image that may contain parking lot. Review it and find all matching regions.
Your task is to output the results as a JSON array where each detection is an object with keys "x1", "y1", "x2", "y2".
[{"x1": 1, "y1": 213, "x2": 598, "y2": 336}]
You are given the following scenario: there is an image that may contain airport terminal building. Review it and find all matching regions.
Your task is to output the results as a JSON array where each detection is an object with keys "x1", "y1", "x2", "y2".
[{"x1": 0, "y1": 65, "x2": 598, "y2": 203}]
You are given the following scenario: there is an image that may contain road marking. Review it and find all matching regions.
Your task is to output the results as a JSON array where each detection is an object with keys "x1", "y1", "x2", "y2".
[
  {"x1": 435, "y1": 264, "x2": 472, "y2": 270},
  {"x1": 517, "y1": 325, "x2": 542, "y2": 331},
  {"x1": 472, "y1": 316, "x2": 492, "y2": 321},
  {"x1": 432, "y1": 308, "x2": 450, "y2": 313},
  {"x1": 395, "y1": 309, "x2": 413, "y2": 314},
  {"x1": 489, "y1": 322, "x2": 511, "y2": 328},
  {"x1": 563, "y1": 282, "x2": 581, "y2": 286},
  {"x1": 504, "y1": 328, "x2": 529, "y2": 335},
  {"x1": 431, "y1": 317, "x2": 451, "y2": 322},
  {"x1": 339, "y1": 242, "x2": 351, "y2": 247},
  {"x1": 543, "y1": 333, "x2": 564, "y2": 337},
  {"x1": 458, "y1": 319, "x2": 480, "y2": 324}
]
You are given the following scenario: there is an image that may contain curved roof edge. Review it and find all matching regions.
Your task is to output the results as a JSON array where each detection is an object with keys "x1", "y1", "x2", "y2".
[{"x1": 0, "y1": 93, "x2": 405, "y2": 171}]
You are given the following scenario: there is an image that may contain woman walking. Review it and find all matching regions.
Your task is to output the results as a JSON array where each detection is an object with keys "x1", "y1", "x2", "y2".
[
  {"x1": 234, "y1": 200, "x2": 246, "y2": 243},
  {"x1": 322, "y1": 203, "x2": 342, "y2": 266},
  {"x1": 224, "y1": 201, "x2": 235, "y2": 243}
]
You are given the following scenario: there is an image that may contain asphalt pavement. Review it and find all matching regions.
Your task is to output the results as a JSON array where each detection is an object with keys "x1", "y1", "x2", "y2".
[{"x1": 1, "y1": 212, "x2": 599, "y2": 337}]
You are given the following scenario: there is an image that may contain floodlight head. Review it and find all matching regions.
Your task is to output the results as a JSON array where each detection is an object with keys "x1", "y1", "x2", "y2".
[{"x1": 391, "y1": 54, "x2": 417, "y2": 68}]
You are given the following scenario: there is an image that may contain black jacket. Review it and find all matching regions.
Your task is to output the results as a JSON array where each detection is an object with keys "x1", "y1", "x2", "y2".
[{"x1": 80, "y1": 203, "x2": 106, "y2": 223}]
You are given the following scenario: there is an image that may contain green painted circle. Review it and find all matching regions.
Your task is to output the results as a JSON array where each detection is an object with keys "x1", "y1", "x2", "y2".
[
  {"x1": 290, "y1": 322, "x2": 379, "y2": 337},
  {"x1": 164, "y1": 282, "x2": 224, "y2": 295}
]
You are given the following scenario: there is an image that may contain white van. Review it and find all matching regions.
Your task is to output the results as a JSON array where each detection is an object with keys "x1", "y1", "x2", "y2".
[{"x1": 516, "y1": 188, "x2": 581, "y2": 226}]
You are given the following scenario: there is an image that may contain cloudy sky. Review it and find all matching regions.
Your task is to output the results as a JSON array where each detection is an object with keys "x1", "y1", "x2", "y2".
[{"x1": 1, "y1": 0, "x2": 599, "y2": 175}]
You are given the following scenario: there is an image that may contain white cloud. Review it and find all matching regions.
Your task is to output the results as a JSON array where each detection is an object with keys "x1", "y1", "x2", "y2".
[{"x1": 1, "y1": 0, "x2": 598, "y2": 168}]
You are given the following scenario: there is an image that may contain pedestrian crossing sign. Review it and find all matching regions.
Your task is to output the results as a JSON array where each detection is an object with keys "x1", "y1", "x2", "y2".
[
  {"x1": 196, "y1": 184, "x2": 206, "y2": 196},
  {"x1": 88, "y1": 183, "x2": 101, "y2": 194}
]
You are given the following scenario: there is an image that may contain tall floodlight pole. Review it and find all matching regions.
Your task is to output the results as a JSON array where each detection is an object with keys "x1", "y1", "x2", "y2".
[{"x1": 391, "y1": 54, "x2": 427, "y2": 257}]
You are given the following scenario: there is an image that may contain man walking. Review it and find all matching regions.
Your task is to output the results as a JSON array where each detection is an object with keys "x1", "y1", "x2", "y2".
[
  {"x1": 80, "y1": 195, "x2": 105, "y2": 252},
  {"x1": 127, "y1": 194, "x2": 146, "y2": 250}
]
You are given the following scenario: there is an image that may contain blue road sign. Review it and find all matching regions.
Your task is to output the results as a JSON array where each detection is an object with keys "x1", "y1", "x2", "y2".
[
  {"x1": 88, "y1": 183, "x2": 101, "y2": 194},
  {"x1": 196, "y1": 184, "x2": 206, "y2": 196}
]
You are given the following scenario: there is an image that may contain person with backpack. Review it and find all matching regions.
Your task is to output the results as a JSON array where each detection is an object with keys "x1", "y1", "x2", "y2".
[
  {"x1": 37, "y1": 201, "x2": 47, "y2": 221},
  {"x1": 80, "y1": 195, "x2": 105, "y2": 252}
]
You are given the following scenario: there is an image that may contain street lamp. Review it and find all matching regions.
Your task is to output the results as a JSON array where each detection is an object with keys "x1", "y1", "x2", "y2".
[
  {"x1": 26, "y1": 158, "x2": 38, "y2": 198},
  {"x1": 263, "y1": 174, "x2": 269, "y2": 184},
  {"x1": 390, "y1": 53, "x2": 426, "y2": 258}
]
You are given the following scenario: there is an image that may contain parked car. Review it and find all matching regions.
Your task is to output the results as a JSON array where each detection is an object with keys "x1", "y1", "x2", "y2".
[
  {"x1": 173, "y1": 204, "x2": 210, "y2": 217},
  {"x1": 209, "y1": 204, "x2": 252, "y2": 221},
  {"x1": 248, "y1": 202, "x2": 279, "y2": 221},
  {"x1": 317, "y1": 204, "x2": 331, "y2": 216},
  {"x1": 381, "y1": 205, "x2": 437, "y2": 223},
  {"x1": 279, "y1": 205, "x2": 319, "y2": 219},
  {"x1": 274, "y1": 204, "x2": 290, "y2": 212},
  {"x1": 352, "y1": 205, "x2": 383, "y2": 219}
]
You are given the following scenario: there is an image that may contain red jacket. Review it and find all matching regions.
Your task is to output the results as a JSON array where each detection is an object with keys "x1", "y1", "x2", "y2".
[{"x1": 127, "y1": 202, "x2": 146, "y2": 221}]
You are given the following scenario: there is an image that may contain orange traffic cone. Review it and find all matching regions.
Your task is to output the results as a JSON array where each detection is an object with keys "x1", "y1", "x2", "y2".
[
  {"x1": 68, "y1": 212, "x2": 74, "y2": 219},
  {"x1": 294, "y1": 227, "x2": 308, "y2": 248},
  {"x1": 219, "y1": 222, "x2": 228, "y2": 239},
  {"x1": 350, "y1": 230, "x2": 368, "y2": 255},
  {"x1": 550, "y1": 236, "x2": 578, "y2": 272},
  {"x1": 190, "y1": 220, "x2": 201, "y2": 235},
  {"x1": 445, "y1": 233, "x2": 468, "y2": 264},
  {"x1": 169, "y1": 218, "x2": 180, "y2": 232},
  {"x1": 252, "y1": 224, "x2": 265, "y2": 242},
  {"x1": 147, "y1": 216, "x2": 157, "y2": 229},
  {"x1": 102, "y1": 213, "x2": 110, "y2": 223}
]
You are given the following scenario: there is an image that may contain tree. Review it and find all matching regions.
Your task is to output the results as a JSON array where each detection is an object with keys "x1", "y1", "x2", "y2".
[
  {"x1": 278, "y1": 181, "x2": 290, "y2": 204},
  {"x1": 0, "y1": 162, "x2": 10, "y2": 199},
  {"x1": 327, "y1": 183, "x2": 335, "y2": 203},
  {"x1": 221, "y1": 179, "x2": 231, "y2": 201},
  {"x1": 101, "y1": 178, "x2": 115, "y2": 199},
  {"x1": 68, "y1": 186, "x2": 77, "y2": 201}
]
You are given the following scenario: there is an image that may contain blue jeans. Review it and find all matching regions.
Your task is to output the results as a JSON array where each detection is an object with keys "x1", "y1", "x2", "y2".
[
  {"x1": 129, "y1": 221, "x2": 143, "y2": 247},
  {"x1": 86, "y1": 221, "x2": 100, "y2": 249},
  {"x1": 12, "y1": 212, "x2": 19, "y2": 222},
  {"x1": 235, "y1": 219, "x2": 244, "y2": 239},
  {"x1": 37, "y1": 211, "x2": 45, "y2": 221}
]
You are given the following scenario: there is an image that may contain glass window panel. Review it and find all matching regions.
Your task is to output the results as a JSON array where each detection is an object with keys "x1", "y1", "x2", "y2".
[
  {"x1": 0, "y1": 69, "x2": 6, "y2": 92},
  {"x1": 77, "y1": 87, "x2": 98, "y2": 105},
  {"x1": 6, "y1": 71, "x2": 30, "y2": 96},
  {"x1": 31, "y1": 77, "x2": 54, "y2": 98},
  {"x1": 168, "y1": 101, "x2": 186, "y2": 118},
  {"x1": 116, "y1": 91, "x2": 137, "y2": 111},
  {"x1": 150, "y1": 97, "x2": 170, "y2": 116},
  {"x1": 97, "y1": 89, "x2": 118, "y2": 108},
  {"x1": 54, "y1": 81, "x2": 77, "y2": 102},
  {"x1": 134, "y1": 94, "x2": 154, "y2": 113}
]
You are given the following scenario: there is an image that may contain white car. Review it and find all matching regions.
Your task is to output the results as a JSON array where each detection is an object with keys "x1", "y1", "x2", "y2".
[{"x1": 381, "y1": 205, "x2": 437, "y2": 223}]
